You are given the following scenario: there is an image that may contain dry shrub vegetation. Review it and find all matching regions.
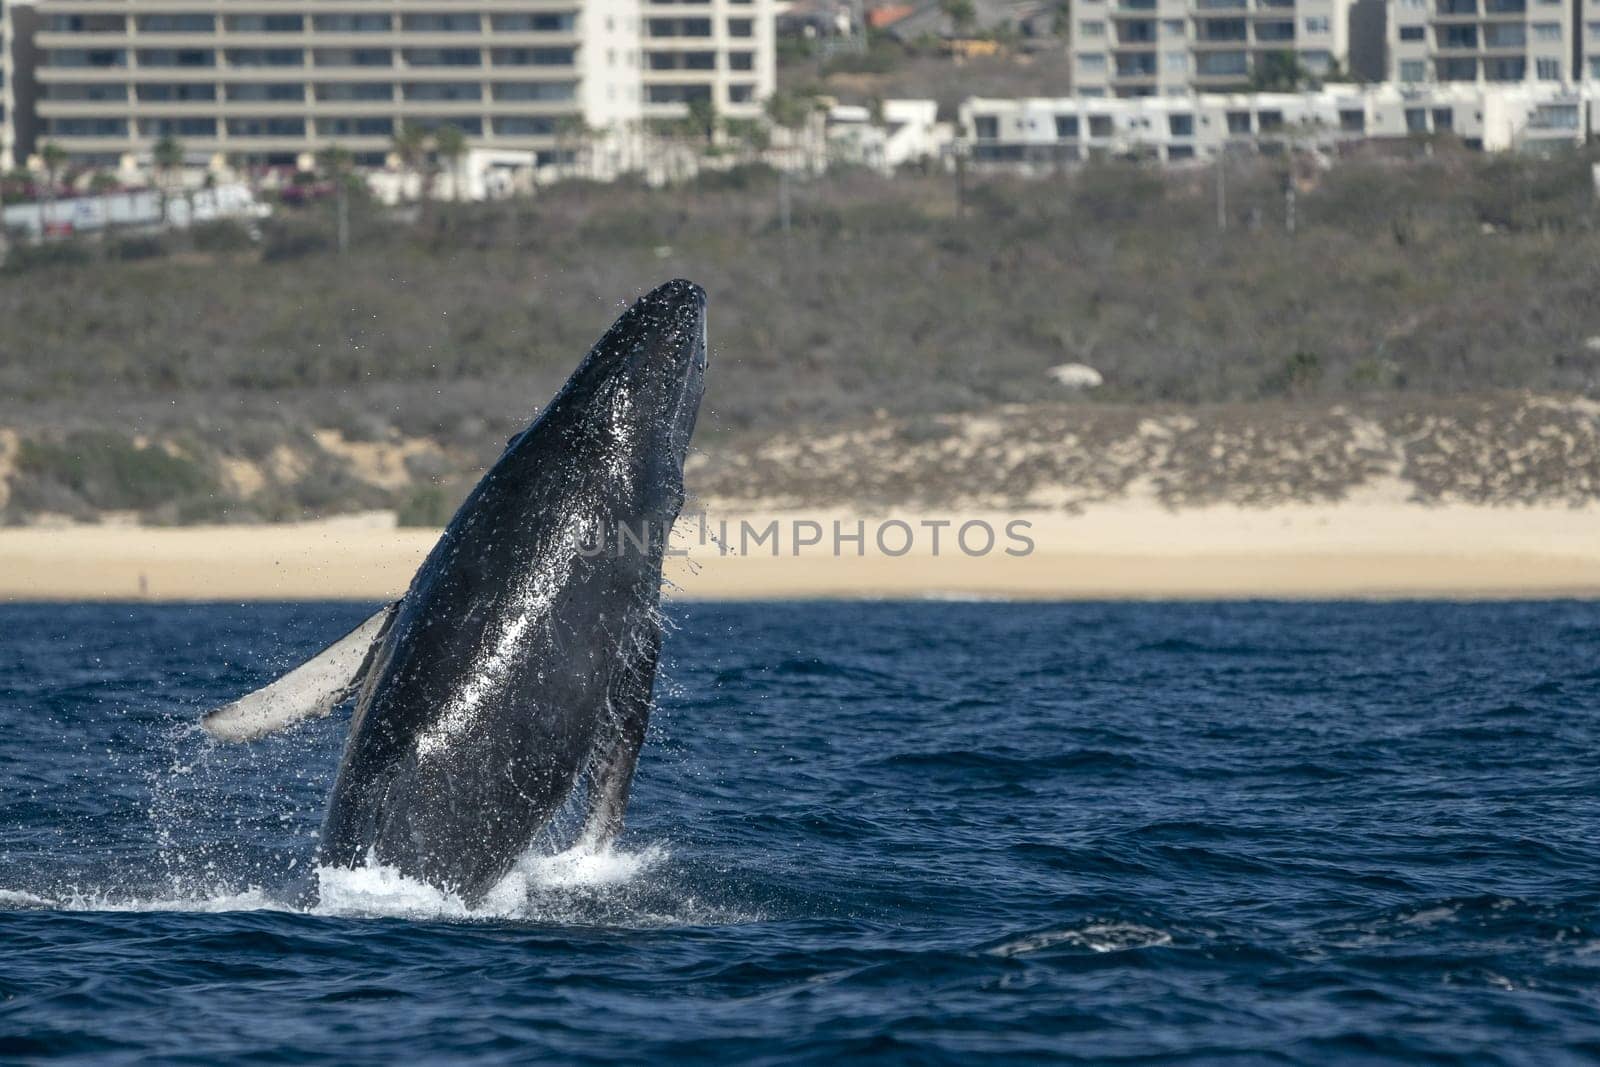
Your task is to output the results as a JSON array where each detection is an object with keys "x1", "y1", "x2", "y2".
[{"x1": 2, "y1": 146, "x2": 1599, "y2": 523}]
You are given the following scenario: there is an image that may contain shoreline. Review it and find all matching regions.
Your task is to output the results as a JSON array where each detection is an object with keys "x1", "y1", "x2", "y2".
[{"x1": 4, "y1": 500, "x2": 1600, "y2": 602}]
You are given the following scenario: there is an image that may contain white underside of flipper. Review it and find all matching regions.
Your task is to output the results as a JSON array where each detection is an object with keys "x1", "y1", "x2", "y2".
[{"x1": 201, "y1": 603, "x2": 397, "y2": 742}]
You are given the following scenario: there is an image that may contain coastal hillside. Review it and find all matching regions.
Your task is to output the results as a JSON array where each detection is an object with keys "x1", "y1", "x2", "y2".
[
  {"x1": 3, "y1": 393, "x2": 1598, "y2": 526},
  {"x1": 3, "y1": 151, "x2": 1599, "y2": 524}
]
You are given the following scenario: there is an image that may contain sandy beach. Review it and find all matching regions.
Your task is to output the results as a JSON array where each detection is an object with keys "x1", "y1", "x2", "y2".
[{"x1": 3, "y1": 497, "x2": 1599, "y2": 601}]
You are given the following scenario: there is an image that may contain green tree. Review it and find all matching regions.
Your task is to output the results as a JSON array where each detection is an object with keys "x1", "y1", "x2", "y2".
[
  {"x1": 391, "y1": 122, "x2": 430, "y2": 202},
  {"x1": 152, "y1": 135, "x2": 184, "y2": 224},
  {"x1": 1250, "y1": 50, "x2": 1308, "y2": 91},
  {"x1": 317, "y1": 143, "x2": 356, "y2": 253},
  {"x1": 40, "y1": 142, "x2": 69, "y2": 236},
  {"x1": 686, "y1": 96, "x2": 720, "y2": 147},
  {"x1": 430, "y1": 123, "x2": 468, "y2": 201}
]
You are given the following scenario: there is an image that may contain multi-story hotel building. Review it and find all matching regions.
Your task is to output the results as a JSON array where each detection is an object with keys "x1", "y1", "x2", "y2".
[
  {"x1": 28, "y1": 0, "x2": 774, "y2": 167},
  {"x1": 1388, "y1": 0, "x2": 1573, "y2": 84},
  {"x1": 1071, "y1": 0, "x2": 1351, "y2": 98},
  {"x1": 639, "y1": 0, "x2": 771, "y2": 123}
]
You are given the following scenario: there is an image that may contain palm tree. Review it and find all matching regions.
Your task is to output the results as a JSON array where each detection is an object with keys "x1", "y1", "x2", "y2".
[
  {"x1": 391, "y1": 122, "x2": 430, "y2": 203},
  {"x1": 686, "y1": 96, "x2": 719, "y2": 148},
  {"x1": 152, "y1": 135, "x2": 185, "y2": 224},
  {"x1": 317, "y1": 143, "x2": 355, "y2": 253},
  {"x1": 430, "y1": 123, "x2": 468, "y2": 201},
  {"x1": 39, "y1": 142, "x2": 68, "y2": 237},
  {"x1": 766, "y1": 89, "x2": 819, "y2": 230}
]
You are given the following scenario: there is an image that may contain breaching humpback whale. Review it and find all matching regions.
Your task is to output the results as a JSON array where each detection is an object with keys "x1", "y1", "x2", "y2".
[{"x1": 201, "y1": 279, "x2": 707, "y2": 904}]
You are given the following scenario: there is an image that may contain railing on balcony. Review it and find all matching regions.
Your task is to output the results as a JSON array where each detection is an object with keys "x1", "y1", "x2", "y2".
[{"x1": 1435, "y1": 0, "x2": 1477, "y2": 15}]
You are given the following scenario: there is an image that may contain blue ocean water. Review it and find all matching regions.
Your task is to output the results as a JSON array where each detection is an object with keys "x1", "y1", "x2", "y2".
[{"x1": 2, "y1": 600, "x2": 1600, "y2": 1063}]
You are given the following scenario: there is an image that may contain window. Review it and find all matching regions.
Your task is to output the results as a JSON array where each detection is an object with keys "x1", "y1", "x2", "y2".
[
  {"x1": 314, "y1": 49, "x2": 393, "y2": 67},
  {"x1": 1055, "y1": 115, "x2": 1080, "y2": 137},
  {"x1": 226, "y1": 118, "x2": 307, "y2": 137},
  {"x1": 312, "y1": 14, "x2": 392, "y2": 32},
  {"x1": 1161, "y1": 18, "x2": 1184, "y2": 34},
  {"x1": 1226, "y1": 110, "x2": 1250, "y2": 133},
  {"x1": 139, "y1": 118, "x2": 217, "y2": 137},
  {"x1": 1591, "y1": 57, "x2": 1600, "y2": 78},
  {"x1": 137, "y1": 83, "x2": 216, "y2": 101},
  {"x1": 318, "y1": 117, "x2": 394, "y2": 137},
  {"x1": 1399, "y1": 59, "x2": 1426, "y2": 81},
  {"x1": 402, "y1": 13, "x2": 481, "y2": 32},
  {"x1": 647, "y1": 51, "x2": 715, "y2": 70},
  {"x1": 1436, "y1": 57, "x2": 1477, "y2": 79},
  {"x1": 49, "y1": 49, "x2": 128, "y2": 69},
  {"x1": 403, "y1": 82, "x2": 482, "y2": 100},
  {"x1": 47, "y1": 83, "x2": 130, "y2": 101},
  {"x1": 1483, "y1": 23, "x2": 1525, "y2": 46},
  {"x1": 728, "y1": 18, "x2": 754, "y2": 36},
  {"x1": 1088, "y1": 114, "x2": 1113, "y2": 136},
  {"x1": 1167, "y1": 144, "x2": 1195, "y2": 160},
  {"x1": 1196, "y1": 51, "x2": 1248, "y2": 74},
  {"x1": 646, "y1": 84, "x2": 711, "y2": 102},
  {"x1": 1404, "y1": 107, "x2": 1427, "y2": 132},
  {"x1": 489, "y1": 14, "x2": 576, "y2": 32},
  {"x1": 974, "y1": 116, "x2": 1000, "y2": 139},
  {"x1": 1163, "y1": 51, "x2": 1188, "y2": 72},
  {"x1": 492, "y1": 82, "x2": 577, "y2": 101},
  {"x1": 494, "y1": 117, "x2": 556, "y2": 136},
  {"x1": 227, "y1": 83, "x2": 305, "y2": 101},
  {"x1": 1256, "y1": 20, "x2": 1294, "y2": 40},
  {"x1": 404, "y1": 48, "x2": 482, "y2": 66},
  {"x1": 1431, "y1": 107, "x2": 1453, "y2": 130},
  {"x1": 1304, "y1": 15, "x2": 1330, "y2": 32},
  {"x1": 135, "y1": 14, "x2": 212, "y2": 32},
  {"x1": 646, "y1": 18, "x2": 712, "y2": 36},
  {"x1": 1440, "y1": 25, "x2": 1477, "y2": 47},
  {"x1": 490, "y1": 48, "x2": 574, "y2": 66},
  {"x1": 49, "y1": 13, "x2": 127, "y2": 31},
  {"x1": 1532, "y1": 22, "x2": 1561, "y2": 40},
  {"x1": 1076, "y1": 52, "x2": 1108, "y2": 74},
  {"x1": 1400, "y1": 0, "x2": 1424, "y2": 8},
  {"x1": 1589, "y1": 21, "x2": 1600, "y2": 36},
  {"x1": 1168, "y1": 113, "x2": 1193, "y2": 136},
  {"x1": 225, "y1": 49, "x2": 303, "y2": 67},
  {"x1": 1256, "y1": 109, "x2": 1283, "y2": 131},
  {"x1": 316, "y1": 82, "x2": 394, "y2": 101},
  {"x1": 729, "y1": 51, "x2": 755, "y2": 70},
  {"x1": 139, "y1": 49, "x2": 217, "y2": 67},
  {"x1": 1483, "y1": 56, "x2": 1526, "y2": 80},
  {"x1": 1080, "y1": 19, "x2": 1106, "y2": 35},
  {"x1": 1339, "y1": 108, "x2": 1365, "y2": 132},
  {"x1": 728, "y1": 84, "x2": 754, "y2": 102},
  {"x1": 47, "y1": 118, "x2": 129, "y2": 136},
  {"x1": 1536, "y1": 57, "x2": 1562, "y2": 80},
  {"x1": 225, "y1": 15, "x2": 304, "y2": 32},
  {"x1": 1399, "y1": 25, "x2": 1424, "y2": 40},
  {"x1": 1532, "y1": 103, "x2": 1579, "y2": 127}
]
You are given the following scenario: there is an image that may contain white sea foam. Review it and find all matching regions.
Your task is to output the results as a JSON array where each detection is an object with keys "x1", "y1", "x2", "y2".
[{"x1": 0, "y1": 842, "x2": 723, "y2": 926}]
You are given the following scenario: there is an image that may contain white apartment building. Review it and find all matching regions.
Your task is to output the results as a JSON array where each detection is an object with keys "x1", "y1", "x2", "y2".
[
  {"x1": 1389, "y1": 0, "x2": 1573, "y2": 85},
  {"x1": 28, "y1": 0, "x2": 772, "y2": 168},
  {"x1": 1, "y1": 0, "x2": 14, "y2": 167},
  {"x1": 961, "y1": 83, "x2": 1589, "y2": 165},
  {"x1": 1071, "y1": 0, "x2": 1351, "y2": 98},
  {"x1": 639, "y1": 0, "x2": 773, "y2": 124}
]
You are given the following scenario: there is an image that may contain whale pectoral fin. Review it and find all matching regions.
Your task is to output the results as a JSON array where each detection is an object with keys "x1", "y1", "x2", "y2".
[
  {"x1": 201, "y1": 602, "x2": 399, "y2": 743},
  {"x1": 580, "y1": 626, "x2": 662, "y2": 849}
]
